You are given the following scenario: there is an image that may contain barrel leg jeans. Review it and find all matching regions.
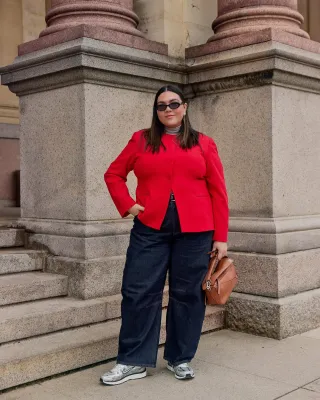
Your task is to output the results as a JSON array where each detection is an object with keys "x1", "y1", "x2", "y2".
[{"x1": 117, "y1": 199, "x2": 213, "y2": 368}]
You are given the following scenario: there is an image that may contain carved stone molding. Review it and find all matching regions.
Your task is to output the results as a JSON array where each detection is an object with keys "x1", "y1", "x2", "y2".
[
  {"x1": 208, "y1": 0, "x2": 309, "y2": 42},
  {"x1": 40, "y1": 0, "x2": 143, "y2": 38}
]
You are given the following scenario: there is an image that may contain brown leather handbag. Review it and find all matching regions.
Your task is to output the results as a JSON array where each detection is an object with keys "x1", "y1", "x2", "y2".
[{"x1": 202, "y1": 250, "x2": 238, "y2": 305}]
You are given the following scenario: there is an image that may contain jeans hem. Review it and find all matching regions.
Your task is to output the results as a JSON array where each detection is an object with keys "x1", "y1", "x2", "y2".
[
  {"x1": 163, "y1": 357, "x2": 192, "y2": 367},
  {"x1": 116, "y1": 359, "x2": 156, "y2": 368}
]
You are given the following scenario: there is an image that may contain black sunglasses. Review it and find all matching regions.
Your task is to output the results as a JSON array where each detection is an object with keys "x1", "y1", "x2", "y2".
[{"x1": 156, "y1": 102, "x2": 183, "y2": 112}]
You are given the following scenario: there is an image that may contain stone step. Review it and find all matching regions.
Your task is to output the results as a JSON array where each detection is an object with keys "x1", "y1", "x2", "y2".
[
  {"x1": 0, "y1": 249, "x2": 46, "y2": 275},
  {"x1": 0, "y1": 295, "x2": 117, "y2": 344},
  {"x1": 0, "y1": 305, "x2": 224, "y2": 390},
  {"x1": 0, "y1": 272, "x2": 68, "y2": 306},
  {"x1": 0, "y1": 287, "x2": 170, "y2": 344},
  {"x1": 0, "y1": 228, "x2": 24, "y2": 248}
]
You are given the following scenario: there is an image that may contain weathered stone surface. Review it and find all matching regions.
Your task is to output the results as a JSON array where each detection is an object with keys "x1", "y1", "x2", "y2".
[
  {"x1": 0, "y1": 287, "x2": 171, "y2": 344},
  {"x1": 26, "y1": 231, "x2": 130, "y2": 259},
  {"x1": 0, "y1": 228, "x2": 24, "y2": 248},
  {"x1": 229, "y1": 248, "x2": 320, "y2": 298},
  {"x1": 228, "y1": 215, "x2": 320, "y2": 254},
  {"x1": 226, "y1": 289, "x2": 320, "y2": 339},
  {"x1": 16, "y1": 83, "x2": 157, "y2": 223},
  {"x1": 0, "y1": 249, "x2": 46, "y2": 275},
  {"x1": 46, "y1": 255, "x2": 125, "y2": 299},
  {"x1": 0, "y1": 272, "x2": 68, "y2": 306},
  {"x1": 0, "y1": 296, "x2": 110, "y2": 344}
]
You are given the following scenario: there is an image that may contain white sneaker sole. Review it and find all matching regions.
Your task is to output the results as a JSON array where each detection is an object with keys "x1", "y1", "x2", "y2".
[
  {"x1": 100, "y1": 370, "x2": 147, "y2": 386},
  {"x1": 167, "y1": 364, "x2": 195, "y2": 380}
]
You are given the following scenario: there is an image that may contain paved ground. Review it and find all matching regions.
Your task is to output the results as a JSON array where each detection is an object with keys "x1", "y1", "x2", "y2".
[{"x1": 1, "y1": 328, "x2": 320, "y2": 400}]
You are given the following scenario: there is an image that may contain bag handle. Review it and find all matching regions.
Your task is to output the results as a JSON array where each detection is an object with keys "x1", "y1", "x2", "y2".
[
  {"x1": 203, "y1": 250, "x2": 219, "y2": 285},
  {"x1": 203, "y1": 251, "x2": 234, "y2": 289}
]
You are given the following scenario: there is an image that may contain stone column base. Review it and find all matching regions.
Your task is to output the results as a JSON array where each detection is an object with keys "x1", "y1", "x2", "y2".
[
  {"x1": 46, "y1": 255, "x2": 125, "y2": 299},
  {"x1": 228, "y1": 249, "x2": 320, "y2": 298},
  {"x1": 22, "y1": 218, "x2": 132, "y2": 299},
  {"x1": 227, "y1": 289, "x2": 320, "y2": 339}
]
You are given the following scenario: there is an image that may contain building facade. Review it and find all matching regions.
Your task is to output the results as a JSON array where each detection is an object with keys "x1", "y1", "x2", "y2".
[
  {"x1": 0, "y1": 0, "x2": 320, "y2": 390},
  {"x1": 1, "y1": 1, "x2": 320, "y2": 207},
  {"x1": 0, "y1": 0, "x2": 320, "y2": 206}
]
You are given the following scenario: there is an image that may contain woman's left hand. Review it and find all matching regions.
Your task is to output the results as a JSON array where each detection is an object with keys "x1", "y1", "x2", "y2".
[{"x1": 211, "y1": 241, "x2": 228, "y2": 260}]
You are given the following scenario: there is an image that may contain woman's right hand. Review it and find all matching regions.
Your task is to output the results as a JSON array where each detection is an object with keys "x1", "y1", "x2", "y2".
[{"x1": 128, "y1": 203, "x2": 145, "y2": 217}]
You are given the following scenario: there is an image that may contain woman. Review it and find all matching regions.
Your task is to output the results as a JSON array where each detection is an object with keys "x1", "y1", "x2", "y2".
[{"x1": 101, "y1": 85, "x2": 228, "y2": 386}]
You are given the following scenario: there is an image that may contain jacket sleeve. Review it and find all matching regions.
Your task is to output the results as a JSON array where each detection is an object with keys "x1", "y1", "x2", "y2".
[
  {"x1": 204, "y1": 137, "x2": 229, "y2": 242},
  {"x1": 104, "y1": 131, "x2": 140, "y2": 218}
]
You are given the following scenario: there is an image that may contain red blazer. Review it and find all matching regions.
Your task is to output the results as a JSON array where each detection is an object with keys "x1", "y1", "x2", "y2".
[{"x1": 104, "y1": 130, "x2": 229, "y2": 242}]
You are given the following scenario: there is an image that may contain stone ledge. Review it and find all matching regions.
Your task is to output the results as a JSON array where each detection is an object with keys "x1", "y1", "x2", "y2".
[
  {"x1": 0, "y1": 228, "x2": 25, "y2": 248},
  {"x1": 229, "y1": 249, "x2": 320, "y2": 298},
  {"x1": 26, "y1": 232, "x2": 130, "y2": 259},
  {"x1": 19, "y1": 217, "x2": 133, "y2": 237},
  {"x1": 226, "y1": 288, "x2": 320, "y2": 339},
  {"x1": 230, "y1": 215, "x2": 320, "y2": 234},
  {"x1": 0, "y1": 38, "x2": 183, "y2": 96},
  {"x1": 19, "y1": 215, "x2": 320, "y2": 257},
  {"x1": 229, "y1": 229, "x2": 320, "y2": 254},
  {"x1": 186, "y1": 28, "x2": 320, "y2": 58},
  {"x1": 2, "y1": 39, "x2": 320, "y2": 97},
  {"x1": 17, "y1": 215, "x2": 320, "y2": 236},
  {"x1": 0, "y1": 272, "x2": 68, "y2": 306},
  {"x1": 0, "y1": 249, "x2": 46, "y2": 275}
]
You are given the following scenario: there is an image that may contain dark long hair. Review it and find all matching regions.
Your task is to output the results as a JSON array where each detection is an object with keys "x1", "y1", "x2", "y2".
[{"x1": 144, "y1": 85, "x2": 199, "y2": 153}]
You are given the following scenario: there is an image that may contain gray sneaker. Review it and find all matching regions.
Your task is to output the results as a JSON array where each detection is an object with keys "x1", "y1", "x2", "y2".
[
  {"x1": 167, "y1": 362, "x2": 195, "y2": 380},
  {"x1": 100, "y1": 363, "x2": 147, "y2": 386}
]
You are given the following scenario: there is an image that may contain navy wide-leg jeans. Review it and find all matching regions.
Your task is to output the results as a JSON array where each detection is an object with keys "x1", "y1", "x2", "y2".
[{"x1": 117, "y1": 197, "x2": 213, "y2": 368}]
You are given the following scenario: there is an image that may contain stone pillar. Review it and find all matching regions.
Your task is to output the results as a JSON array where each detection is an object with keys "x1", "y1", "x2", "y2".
[
  {"x1": 19, "y1": 0, "x2": 167, "y2": 55},
  {"x1": 186, "y1": 0, "x2": 320, "y2": 338},
  {"x1": 0, "y1": 0, "x2": 172, "y2": 299}
]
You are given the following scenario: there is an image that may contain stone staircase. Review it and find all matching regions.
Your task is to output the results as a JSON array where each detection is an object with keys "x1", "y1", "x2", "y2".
[{"x1": 0, "y1": 226, "x2": 225, "y2": 391}]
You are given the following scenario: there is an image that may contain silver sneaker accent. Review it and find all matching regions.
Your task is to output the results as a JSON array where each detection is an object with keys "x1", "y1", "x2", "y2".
[
  {"x1": 100, "y1": 363, "x2": 147, "y2": 386},
  {"x1": 167, "y1": 362, "x2": 195, "y2": 380}
]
